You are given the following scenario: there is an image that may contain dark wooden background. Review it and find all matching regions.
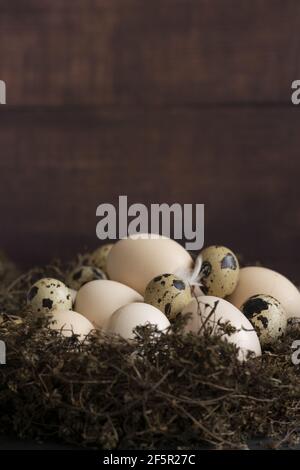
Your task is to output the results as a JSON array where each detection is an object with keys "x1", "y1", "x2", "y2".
[{"x1": 0, "y1": 1, "x2": 300, "y2": 280}]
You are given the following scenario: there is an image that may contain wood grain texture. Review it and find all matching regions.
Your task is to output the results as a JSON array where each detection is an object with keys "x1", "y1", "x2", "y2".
[
  {"x1": 0, "y1": 0, "x2": 299, "y2": 105},
  {"x1": 0, "y1": 106, "x2": 299, "y2": 280}
]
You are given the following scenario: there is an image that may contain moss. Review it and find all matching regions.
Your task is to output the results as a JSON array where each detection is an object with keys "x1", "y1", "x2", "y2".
[{"x1": 0, "y1": 258, "x2": 300, "y2": 449}]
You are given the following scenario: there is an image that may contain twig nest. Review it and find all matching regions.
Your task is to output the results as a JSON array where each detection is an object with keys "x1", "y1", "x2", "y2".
[
  {"x1": 241, "y1": 295, "x2": 287, "y2": 347},
  {"x1": 198, "y1": 245, "x2": 239, "y2": 297},
  {"x1": 75, "y1": 279, "x2": 143, "y2": 329},
  {"x1": 181, "y1": 296, "x2": 261, "y2": 360},
  {"x1": 48, "y1": 309, "x2": 94, "y2": 339},
  {"x1": 27, "y1": 278, "x2": 72, "y2": 314},
  {"x1": 67, "y1": 265, "x2": 106, "y2": 290},
  {"x1": 106, "y1": 302, "x2": 170, "y2": 340},
  {"x1": 144, "y1": 274, "x2": 192, "y2": 320},
  {"x1": 89, "y1": 244, "x2": 114, "y2": 274}
]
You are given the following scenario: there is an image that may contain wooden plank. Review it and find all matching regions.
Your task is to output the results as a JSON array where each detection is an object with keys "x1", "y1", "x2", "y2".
[
  {"x1": 0, "y1": 106, "x2": 299, "y2": 280},
  {"x1": 0, "y1": 0, "x2": 299, "y2": 105}
]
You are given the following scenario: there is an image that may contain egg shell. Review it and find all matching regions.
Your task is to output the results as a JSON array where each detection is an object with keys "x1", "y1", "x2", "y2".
[
  {"x1": 144, "y1": 274, "x2": 192, "y2": 319},
  {"x1": 227, "y1": 266, "x2": 300, "y2": 319},
  {"x1": 199, "y1": 245, "x2": 239, "y2": 298},
  {"x1": 89, "y1": 244, "x2": 114, "y2": 274},
  {"x1": 49, "y1": 309, "x2": 94, "y2": 339},
  {"x1": 27, "y1": 278, "x2": 72, "y2": 314},
  {"x1": 241, "y1": 294, "x2": 287, "y2": 347},
  {"x1": 107, "y1": 234, "x2": 193, "y2": 295},
  {"x1": 106, "y1": 302, "x2": 171, "y2": 340},
  {"x1": 182, "y1": 296, "x2": 261, "y2": 360},
  {"x1": 67, "y1": 265, "x2": 106, "y2": 290},
  {"x1": 75, "y1": 279, "x2": 143, "y2": 329}
]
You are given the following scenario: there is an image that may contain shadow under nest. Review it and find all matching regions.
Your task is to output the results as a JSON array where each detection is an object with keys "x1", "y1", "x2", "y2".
[{"x1": 0, "y1": 259, "x2": 300, "y2": 450}]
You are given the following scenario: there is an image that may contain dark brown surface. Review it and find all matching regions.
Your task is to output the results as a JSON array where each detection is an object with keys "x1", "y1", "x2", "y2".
[
  {"x1": 0, "y1": 0, "x2": 299, "y2": 106},
  {"x1": 0, "y1": 1, "x2": 299, "y2": 280}
]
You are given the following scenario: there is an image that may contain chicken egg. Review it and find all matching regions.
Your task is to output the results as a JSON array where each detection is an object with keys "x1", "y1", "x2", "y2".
[
  {"x1": 75, "y1": 279, "x2": 143, "y2": 329},
  {"x1": 181, "y1": 296, "x2": 261, "y2": 360},
  {"x1": 106, "y1": 302, "x2": 170, "y2": 340},
  {"x1": 48, "y1": 309, "x2": 94, "y2": 339}
]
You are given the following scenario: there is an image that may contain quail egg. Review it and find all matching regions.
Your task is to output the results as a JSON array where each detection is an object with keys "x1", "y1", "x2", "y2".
[
  {"x1": 67, "y1": 265, "x2": 106, "y2": 290},
  {"x1": 241, "y1": 294, "x2": 287, "y2": 347},
  {"x1": 27, "y1": 278, "x2": 72, "y2": 314},
  {"x1": 89, "y1": 244, "x2": 114, "y2": 274},
  {"x1": 199, "y1": 245, "x2": 239, "y2": 298},
  {"x1": 144, "y1": 274, "x2": 192, "y2": 320}
]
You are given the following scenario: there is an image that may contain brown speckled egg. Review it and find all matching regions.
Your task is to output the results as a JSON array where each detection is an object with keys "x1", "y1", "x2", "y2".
[
  {"x1": 89, "y1": 244, "x2": 114, "y2": 274},
  {"x1": 144, "y1": 274, "x2": 192, "y2": 320},
  {"x1": 199, "y1": 245, "x2": 239, "y2": 298},
  {"x1": 67, "y1": 265, "x2": 106, "y2": 290},
  {"x1": 241, "y1": 294, "x2": 287, "y2": 347},
  {"x1": 27, "y1": 278, "x2": 72, "y2": 314}
]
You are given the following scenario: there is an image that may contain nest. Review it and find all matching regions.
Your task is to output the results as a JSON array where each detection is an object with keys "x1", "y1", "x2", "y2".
[{"x1": 0, "y1": 257, "x2": 300, "y2": 450}]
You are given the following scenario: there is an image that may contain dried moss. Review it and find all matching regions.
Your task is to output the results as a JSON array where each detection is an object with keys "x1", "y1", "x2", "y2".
[{"x1": 0, "y1": 259, "x2": 300, "y2": 449}]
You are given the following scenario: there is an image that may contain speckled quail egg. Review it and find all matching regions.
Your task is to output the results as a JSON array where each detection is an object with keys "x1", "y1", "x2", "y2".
[
  {"x1": 89, "y1": 244, "x2": 114, "y2": 274},
  {"x1": 241, "y1": 294, "x2": 287, "y2": 347},
  {"x1": 27, "y1": 278, "x2": 72, "y2": 314},
  {"x1": 67, "y1": 265, "x2": 106, "y2": 290},
  {"x1": 144, "y1": 274, "x2": 192, "y2": 320},
  {"x1": 199, "y1": 245, "x2": 239, "y2": 298}
]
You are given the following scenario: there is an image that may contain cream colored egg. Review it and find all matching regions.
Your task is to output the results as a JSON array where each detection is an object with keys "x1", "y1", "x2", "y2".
[
  {"x1": 48, "y1": 309, "x2": 94, "y2": 339},
  {"x1": 144, "y1": 274, "x2": 192, "y2": 320},
  {"x1": 227, "y1": 266, "x2": 300, "y2": 319},
  {"x1": 181, "y1": 296, "x2": 261, "y2": 360},
  {"x1": 199, "y1": 245, "x2": 239, "y2": 298},
  {"x1": 107, "y1": 234, "x2": 193, "y2": 295},
  {"x1": 241, "y1": 294, "x2": 287, "y2": 347},
  {"x1": 75, "y1": 279, "x2": 143, "y2": 329},
  {"x1": 89, "y1": 244, "x2": 114, "y2": 274},
  {"x1": 27, "y1": 278, "x2": 72, "y2": 314},
  {"x1": 106, "y1": 302, "x2": 171, "y2": 340}
]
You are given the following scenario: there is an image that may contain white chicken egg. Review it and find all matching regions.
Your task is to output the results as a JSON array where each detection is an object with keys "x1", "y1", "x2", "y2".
[
  {"x1": 106, "y1": 302, "x2": 171, "y2": 340},
  {"x1": 75, "y1": 279, "x2": 143, "y2": 329},
  {"x1": 181, "y1": 296, "x2": 261, "y2": 361},
  {"x1": 48, "y1": 309, "x2": 94, "y2": 340}
]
